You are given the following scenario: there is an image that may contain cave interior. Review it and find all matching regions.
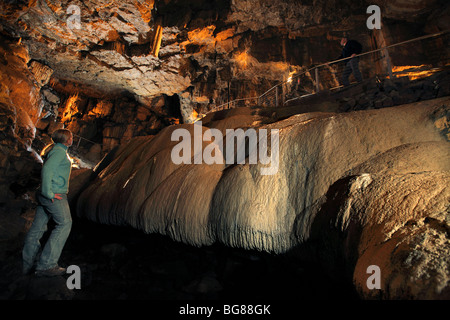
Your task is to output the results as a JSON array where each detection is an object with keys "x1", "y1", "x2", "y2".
[{"x1": 0, "y1": 0, "x2": 449, "y2": 302}]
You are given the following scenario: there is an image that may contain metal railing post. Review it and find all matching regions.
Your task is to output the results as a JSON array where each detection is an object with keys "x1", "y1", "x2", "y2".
[
  {"x1": 275, "y1": 86, "x2": 278, "y2": 107},
  {"x1": 384, "y1": 47, "x2": 394, "y2": 79},
  {"x1": 315, "y1": 68, "x2": 320, "y2": 93}
]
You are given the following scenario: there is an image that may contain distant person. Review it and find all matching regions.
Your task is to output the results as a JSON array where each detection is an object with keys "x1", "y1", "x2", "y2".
[
  {"x1": 338, "y1": 36, "x2": 363, "y2": 86},
  {"x1": 22, "y1": 129, "x2": 73, "y2": 277}
]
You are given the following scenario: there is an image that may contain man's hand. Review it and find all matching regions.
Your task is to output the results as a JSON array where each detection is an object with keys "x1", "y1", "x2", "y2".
[
  {"x1": 351, "y1": 53, "x2": 357, "y2": 57},
  {"x1": 52, "y1": 194, "x2": 63, "y2": 202}
]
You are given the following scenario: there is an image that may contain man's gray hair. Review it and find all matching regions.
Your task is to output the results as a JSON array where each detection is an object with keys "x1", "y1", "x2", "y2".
[{"x1": 51, "y1": 129, "x2": 72, "y2": 144}]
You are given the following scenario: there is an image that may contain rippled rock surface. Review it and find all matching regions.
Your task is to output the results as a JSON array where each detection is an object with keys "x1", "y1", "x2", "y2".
[{"x1": 72, "y1": 97, "x2": 450, "y2": 299}]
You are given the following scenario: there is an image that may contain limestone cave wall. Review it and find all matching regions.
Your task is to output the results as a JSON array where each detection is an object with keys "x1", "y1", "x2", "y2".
[{"x1": 1, "y1": 0, "x2": 449, "y2": 138}]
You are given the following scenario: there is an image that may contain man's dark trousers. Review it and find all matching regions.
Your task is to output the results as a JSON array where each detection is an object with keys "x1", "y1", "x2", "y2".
[{"x1": 342, "y1": 57, "x2": 362, "y2": 86}]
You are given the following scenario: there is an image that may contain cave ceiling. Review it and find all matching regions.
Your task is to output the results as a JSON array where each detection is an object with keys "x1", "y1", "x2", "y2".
[{"x1": 0, "y1": 0, "x2": 447, "y2": 105}]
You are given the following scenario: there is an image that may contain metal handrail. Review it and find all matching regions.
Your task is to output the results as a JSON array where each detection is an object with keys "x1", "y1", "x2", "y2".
[
  {"x1": 209, "y1": 29, "x2": 449, "y2": 113},
  {"x1": 287, "y1": 29, "x2": 449, "y2": 85},
  {"x1": 72, "y1": 133, "x2": 101, "y2": 149}
]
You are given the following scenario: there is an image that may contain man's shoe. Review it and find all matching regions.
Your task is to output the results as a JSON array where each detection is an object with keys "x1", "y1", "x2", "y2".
[{"x1": 35, "y1": 266, "x2": 66, "y2": 277}]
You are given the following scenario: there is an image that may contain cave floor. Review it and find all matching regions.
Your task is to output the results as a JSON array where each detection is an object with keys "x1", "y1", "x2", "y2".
[{"x1": 0, "y1": 215, "x2": 359, "y2": 301}]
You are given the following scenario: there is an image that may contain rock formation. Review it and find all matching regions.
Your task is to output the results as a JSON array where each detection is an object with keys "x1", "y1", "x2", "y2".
[
  {"x1": 2, "y1": 0, "x2": 448, "y2": 115},
  {"x1": 0, "y1": 37, "x2": 44, "y2": 200},
  {"x1": 72, "y1": 96, "x2": 450, "y2": 299},
  {"x1": 0, "y1": 0, "x2": 449, "y2": 301},
  {"x1": 1, "y1": 0, "x2": 448, "y2": 161}
]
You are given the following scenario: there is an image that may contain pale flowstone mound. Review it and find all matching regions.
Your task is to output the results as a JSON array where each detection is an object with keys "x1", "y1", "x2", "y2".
[
  {"x1": 74, "y1": 97, "x2": 449, "y2": 251},
  {"x1": 306, "y1": 171, "x2": 449, "y2": 299},
  {"x1": 211, "y1": 98, "x2": 448, "y2": 253},
  {"x1": 75, "y1": 123, "x2": 225, "y2": 246},
  {"x1": 72, "y1": 97, "x2": 449, "y2": 298},
  {"x1": 351, "y1": 172, "x2": 449, "y2": 299}
]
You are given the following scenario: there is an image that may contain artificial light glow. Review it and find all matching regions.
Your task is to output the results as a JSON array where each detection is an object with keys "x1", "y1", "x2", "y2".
[
  {"x1": 187, "y1": 26, "x2": 216, "y2": 45},
  {"x1": 61, "y1": 93, "x2": 79, "y2": 123},
  {"x1": 391, "y1": 65, "x2": 443, "y2": 80},
  {"x1": 236, "y1": 50, "x2": 249, "y2": 68},
  {"x1": 88, "y1": 100, "x2": 113, "y2": 117},
  {"x1": 287, "y1": 69, "x2": 297, "y2": 84}
]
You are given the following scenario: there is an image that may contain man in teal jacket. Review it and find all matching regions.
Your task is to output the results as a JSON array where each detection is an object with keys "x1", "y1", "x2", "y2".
[
  {"x1": 40, "y1": 142, "x2": 72, "y2": 200},
  {"x1": 23, "y1": 129, "x2": 73, "y2": 277}
]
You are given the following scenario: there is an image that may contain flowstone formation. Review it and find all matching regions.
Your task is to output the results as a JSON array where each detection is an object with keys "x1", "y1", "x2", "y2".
[
  {"x1": 0, "y1": 0, "x2": 449, "y2": 301},
  {"x1": 71, "y1": 96, "x2": 450, "y2": 299}
]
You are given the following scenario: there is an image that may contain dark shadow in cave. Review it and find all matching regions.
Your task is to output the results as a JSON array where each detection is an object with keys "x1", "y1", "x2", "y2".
[
  {"x1": 54, "y1": 211, "x2": 360, "y2": 300},
  {"x1": 163, "y1": 93, "x2": 182, "y2": 123}
]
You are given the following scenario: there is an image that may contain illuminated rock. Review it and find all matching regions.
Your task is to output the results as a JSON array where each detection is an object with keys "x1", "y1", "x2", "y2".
[
  {"x1": 72, "y1": 97, "x2": 450, "y2": 298},
  {"x1": 1, "y1": 0, "x2": 449, "y2": 300},
  {"x1": 1, "y1": 0, "x2": 447, "y2": 116}
]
